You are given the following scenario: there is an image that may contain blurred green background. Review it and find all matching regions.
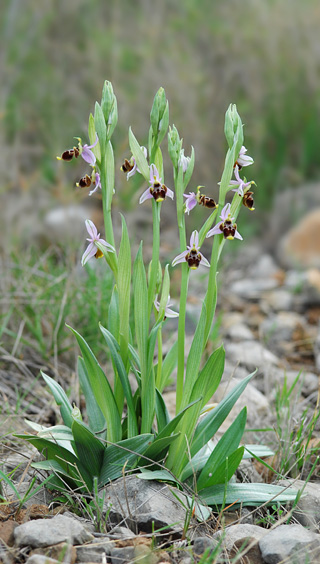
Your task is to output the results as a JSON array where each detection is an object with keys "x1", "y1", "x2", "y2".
[
  {"x1": 1, "y1": 0, "x2": 320, "y2": 362},
  {"x1": 2, "y1": 0, "x2": 320, "y2": 208}
]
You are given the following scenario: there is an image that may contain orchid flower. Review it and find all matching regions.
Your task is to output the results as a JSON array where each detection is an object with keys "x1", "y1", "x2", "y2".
[
  {"x1": 88, "y1": 171, "x2": 101, "y2": 196},
  {"x1": 183, "y1": 187, "x2": 217, "y2": 214},
  {"x1": 230, "y1": 165, "x2": 253, "y2": 196},
  {"x1": 139, "y1": 164, "x2": 174, "y2": 204},
  {"x1": 178, "y1": 150, "x2": 191, "y2": 173},
  {"x1": 154, "y1": 295, "x2": 179, "y2": 318},
  {"x1": 172, "y1": 230, "x2": 210, "y2": 269},
  {"x1": 235, "y1": 146, "x2": 253, "y2": 168},
  {"x1": 57, "y1": 134, "x2": 99, "y2": 165},
  {"x1": 183, "y1": 191, "x2": 198, "y2": 214},
  {"x1": 79, "y1": 134, "x2": 99, "y2": 165},
  {"x1": 121, "y1": 147, "x2": 148, "y2": 180},
  {"x1": 81, "y1": 219, "x2": 115, "y2": 266},
  {"x1": 206, "y1": 203, "x2": 243, "y2": 240}
]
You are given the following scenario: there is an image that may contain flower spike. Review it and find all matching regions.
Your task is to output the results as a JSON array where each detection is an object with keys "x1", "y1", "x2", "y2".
[
  {"x1": 172, "y1": 230, "x2": 210, "y2": 270},
  {"x1": 139, "y1": 164, "x2": 174, "y2": 204},
  {"x1": 206, "y1": 203, "x2": 243, "y2": 241},
  {"x1": 81, "y1": 219, "x2": 115, "y2": 266}
]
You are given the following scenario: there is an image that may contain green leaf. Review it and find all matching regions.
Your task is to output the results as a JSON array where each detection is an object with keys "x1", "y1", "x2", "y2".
[
  {"x1": 0, "y1": 469, "x2": 20, "y2": 499},
  {"x1": 94, "y1": 102, "x2": 107, "y2": 154},
  {"x1": 41, "y1": 372, "x2": 73, "y2": 428},
  {"x1": 72, "y1": 418, "x2": 105, "y2": 479},
  {"x1": 118, "y1": 215, "x2": 131, "y2": 355},
  {"x1": 98, "y1": 434, "x2": 154, "y2": 486},
  {"x1": 15, "y1": 434, "x2": 92, "y2": 489},
  {"x1": 99, "y1": 325, "x2": 138, "y2": 437},
  {"x1": 133, "y1": 246, "x2": 153, "y2": 434},
  {"x1": 138, "y1": 469, "x2": 179, "y2": 485},
  {"x1": 190, "y1": 372, "x2": 255, "y2": 460},
  {"x1": 206, "y1": 447, "x2": 244, "y2": 486},
  {"x1": 191, "y1": 345, "x2": 225, "y2": 407},
  {"x1": 78, "y1": 357, "x2": 106, "y2": 438},
  {"x1": 129, "y1": 127, "x2": 149, "y2": 180},
  {"x1": 197, "y1": 407, "x2": 247, "y2": 489},
  {"x1": 182, "y1": 304, "x2": 207, "y2": 409},
  {"x1": 243, "y1": 445, "x2": 275, "y2": 459},
  {"x1": 88, "y1": 112, "x2": 101, "y2": 162},
  {"x1": 108, "y1": 286, "x2": 120, "y2": 341},
  {"x1": 139, "y1": 433, "x2": 180, "y2": 465},
  {"x1": 37, "y1": 424, "x2": 74, "y2": 443},
  {"x1": 158, "y1": 340, "x2": 178, "y2": 391},
  {"x1": 198, "y1": 482, "x2": 299, "y2": 509},
  {"x1": 155, "y1": 387, "x2": 171, "y2": 432},
  {"x1": 183, "y1": 146, "x2": 195, "y2": 189},
  {"x1": 31, "y1": 460, "x2": 81, "y2": 490},
  {"x1": 67, "y1": 325, "x2": 122, "y2": 444}
]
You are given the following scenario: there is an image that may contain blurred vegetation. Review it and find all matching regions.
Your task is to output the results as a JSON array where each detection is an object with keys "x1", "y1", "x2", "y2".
[
  {"x1": 1, "y1": 0, "x2": 320, "y2": 362},
  {"x1": 1, "y1": 0, "x2": 320, "y2": 210}
]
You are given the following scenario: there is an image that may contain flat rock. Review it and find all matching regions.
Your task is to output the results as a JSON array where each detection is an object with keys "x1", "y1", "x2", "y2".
[
  {"x1": 224, "y1": 341, "x2": 279, "y2": 371},
  {"x1": 13, "y1": 514, "x2": 94, "y2": 548},
  {"x1": 259, "y1": 523, "x2": 320, "y2": 563},
  {"x1": 103, "y1": 475, "x2": 197, "y2": 535}
]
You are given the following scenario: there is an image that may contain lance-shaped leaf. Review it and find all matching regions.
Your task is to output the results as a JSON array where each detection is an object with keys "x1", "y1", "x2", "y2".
[
  {"x1": 78, "y1": 357, "x2": 106, "y2": 438},
  {"x1": 198, "y1": 482, "x2": 300, "y2": 509},
  {"x1": 99, "y1": 324, "x2": 138, "y2": 437},
  {"x1": 72, "y1": 418, "x2": 105, "y2": 479},
  {"x1": 190, "y1": 372, "x2": 255, "y2": 460},
  {"x1": 15, "y1": 434, "x2": 92, "y2": 490},
  {"x1": 41, "y1": 372, "x2": 73, "y2": 428},
  {"x1": 196, "y1": 407, "x2": 247, "y2": 490},
  {"x1": 98, "y1": 434, "x2": 154, "y2": 486},
  {"x1": 67, "y1": 325, "x2": 122, "y2": 444}
]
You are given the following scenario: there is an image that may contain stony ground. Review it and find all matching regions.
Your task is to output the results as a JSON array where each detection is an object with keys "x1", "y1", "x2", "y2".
[{"x1": 1, "y1": 195, "x2": 320, "y2": 563}]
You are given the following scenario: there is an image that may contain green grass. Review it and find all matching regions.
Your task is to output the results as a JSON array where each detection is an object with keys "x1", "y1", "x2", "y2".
[{"x1": 1, "y1": 246, "x2": 114, "y2": 363}]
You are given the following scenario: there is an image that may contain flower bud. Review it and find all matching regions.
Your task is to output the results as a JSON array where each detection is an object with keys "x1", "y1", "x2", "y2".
[
  {"x1": 101, "y1": 81, "x2": 118, "y2": 140},
  {"x1": 224, "y1": 104, "x2": 240, "y2": 149}
]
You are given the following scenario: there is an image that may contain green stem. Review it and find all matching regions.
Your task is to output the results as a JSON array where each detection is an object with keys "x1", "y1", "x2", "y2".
[
  {"x1": 156, "y1": 326, "x2": 163, "y2": 390},
  {"x1": 174, "y1": 166, "x2": 188, "y2": 414},
  {"x1": 148, "y1": 200, "x2": 161, "y2": 319},
  {"x1": 100, "y1": 141, "x2": 118, "y2": 278}
]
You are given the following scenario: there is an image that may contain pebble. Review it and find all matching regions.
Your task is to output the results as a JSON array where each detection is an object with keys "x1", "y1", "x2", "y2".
[{"x1": 213, "y1": 524, "x2": 265, "y2": 563}]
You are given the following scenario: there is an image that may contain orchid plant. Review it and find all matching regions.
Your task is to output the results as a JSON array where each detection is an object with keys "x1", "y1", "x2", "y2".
[{"x1": 17, "y1": 82, "x2": 299, "y2": 511}]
